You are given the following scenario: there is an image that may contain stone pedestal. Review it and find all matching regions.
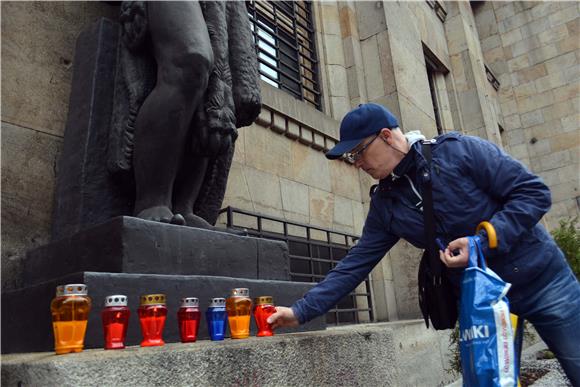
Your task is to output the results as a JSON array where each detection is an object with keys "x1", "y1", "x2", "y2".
[
  {"x1": 2, "y1": 217, "x2": 325, "y2": 354},
  {"x1": 2, "y1": 272, "x2": 323, "y2": 354},
  {"x1": 23, "y1": 216, "x2": 289, "y2": 285}
]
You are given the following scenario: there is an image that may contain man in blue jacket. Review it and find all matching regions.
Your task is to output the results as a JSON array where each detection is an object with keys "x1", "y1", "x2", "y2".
[{"x1": 268, "y1": 103, "x2": 580, "y2": 384}]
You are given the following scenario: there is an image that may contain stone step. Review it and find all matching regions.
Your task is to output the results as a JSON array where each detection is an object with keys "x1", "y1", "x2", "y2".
[
  {"x1": 1, "y1": 321, "x2": 455, "y2": 387},
  {"x1": 1, "y1": 272, "x2": 324, "y2": 354}
]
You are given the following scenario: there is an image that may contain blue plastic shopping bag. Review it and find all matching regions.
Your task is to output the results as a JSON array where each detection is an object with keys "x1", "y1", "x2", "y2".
[{"x1": 459, "y1": 236, "x2": 517, "y2": 387}]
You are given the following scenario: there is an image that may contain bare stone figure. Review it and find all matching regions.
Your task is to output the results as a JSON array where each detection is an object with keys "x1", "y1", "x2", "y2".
[{"x1": 111, "y1": 1, "x2": 261, "y2": 229}]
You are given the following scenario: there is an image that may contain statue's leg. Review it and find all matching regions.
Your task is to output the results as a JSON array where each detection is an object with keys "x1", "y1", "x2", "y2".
[{"x1": 133, "y1": 1, "x2": 213, "y2": 223}]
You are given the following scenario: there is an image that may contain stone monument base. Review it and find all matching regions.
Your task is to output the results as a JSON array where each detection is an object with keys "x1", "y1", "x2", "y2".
[{"x1": 2, "y1": 272, "x2": 323, "y2": 353}]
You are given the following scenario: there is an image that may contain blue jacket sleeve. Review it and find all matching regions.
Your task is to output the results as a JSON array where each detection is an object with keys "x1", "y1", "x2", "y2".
[
  {"x1": 461, "y1": 136, "x2": 551, "y2": 256},
  {"x1": 291, "y1": 198, "x2": 399, "y2": 324}
]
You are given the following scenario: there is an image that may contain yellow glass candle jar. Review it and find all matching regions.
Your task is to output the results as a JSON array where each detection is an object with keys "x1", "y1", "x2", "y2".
[{"x1": 226, "y1": 288, "x2": 252, "y2": 339}]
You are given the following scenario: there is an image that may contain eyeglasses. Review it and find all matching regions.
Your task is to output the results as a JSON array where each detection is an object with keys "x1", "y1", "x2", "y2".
[{"x1": 345, "y1": 134, "x2": 380, "y2": 163}]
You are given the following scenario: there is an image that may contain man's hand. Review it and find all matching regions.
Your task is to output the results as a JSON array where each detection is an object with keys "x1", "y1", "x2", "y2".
[
  {"x1": 266, "y1": 306, "x2": 299, "y2": 330},
  {"x1": 439, "y1": 237, "x2": 469, "y2": 268}
]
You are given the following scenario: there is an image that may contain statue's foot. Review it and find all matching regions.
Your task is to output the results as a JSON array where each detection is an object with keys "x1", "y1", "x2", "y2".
[
  {"x1": 171, "y1": 213, "x2": 186, "y2": 226},
  {"x1": 183, "y1": 213, "x2": 214, "y2": 229},
  {"x1": 136, "y1": 206, "x2": 174, "y2": 223},
  {"x1": 183, "y1": 213, "x2": 248, "y2": 236}
]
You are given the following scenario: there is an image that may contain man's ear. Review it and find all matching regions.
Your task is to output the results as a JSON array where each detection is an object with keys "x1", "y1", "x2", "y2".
[{"x1": 379, "y1": 128, "x2": 391, "y2": 143}]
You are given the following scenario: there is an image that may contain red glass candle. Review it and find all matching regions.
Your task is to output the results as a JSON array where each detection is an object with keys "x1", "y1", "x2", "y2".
[
  {"x1": 177, "y1": 297, "x2": 200, "y2": 343},
  {"x1": 138, "y1": 294, "x2": 167, "y2": 347},
  {"x1": 101, "y1": 295, "x2": 130, "y2": 350},
  {"x1": 253, "y1": 296, "x2": 276, "y2": 337}
]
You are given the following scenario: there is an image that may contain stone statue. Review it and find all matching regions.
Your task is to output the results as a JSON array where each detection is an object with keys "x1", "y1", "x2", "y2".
[{"x1": 108, "y1": 1, "x2": 261, "y2": 229}]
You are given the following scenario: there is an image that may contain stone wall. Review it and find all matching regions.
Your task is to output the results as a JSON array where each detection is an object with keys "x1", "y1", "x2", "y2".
[{"x1": 473, "y1": 1, "x2": 580, "y2": 228}]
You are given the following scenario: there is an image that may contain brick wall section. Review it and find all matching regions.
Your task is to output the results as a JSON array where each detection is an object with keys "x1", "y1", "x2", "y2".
[{"x1": 475, "y1": 1, "x2": 580, "y2": 228}]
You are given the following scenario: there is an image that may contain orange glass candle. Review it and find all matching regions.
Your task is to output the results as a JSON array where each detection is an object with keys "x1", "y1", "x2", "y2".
[
  {"x1": 226, "y1": 288, "x2": 252, "y2": 339},
  {"x1": 138, "y1": 294, "x2": 167, "y2": 347},
  {"x1": 101, "y1": 295, "x2": 130, "y2": 350},
  {"x1": 51, "y1": 284, "x2": 92, "y2": 355},
  {"x1": 253, "y1": 296, "x2": 276, "y2": 337}
]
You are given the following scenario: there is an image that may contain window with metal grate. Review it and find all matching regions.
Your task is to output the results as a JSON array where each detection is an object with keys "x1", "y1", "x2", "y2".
[{"x1": 247, "y1": 1, "x2": 322, "y2": 110}]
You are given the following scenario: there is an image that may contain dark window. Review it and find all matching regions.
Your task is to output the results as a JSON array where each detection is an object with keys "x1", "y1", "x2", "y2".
[
  {"x1": 247, "y1": 1, "x2": 322, "y2": 110},
  {"x1": 424, "y1": 45, "x2": 449, "y2": 135},
  {"x1": 220, "y1": 206, "x2": 374, "y2": 326}
]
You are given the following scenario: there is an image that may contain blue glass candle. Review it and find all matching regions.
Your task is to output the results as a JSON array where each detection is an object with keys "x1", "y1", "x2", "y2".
[{"x1": 206, "y1": 298, "x2": 227, "y2": 341}]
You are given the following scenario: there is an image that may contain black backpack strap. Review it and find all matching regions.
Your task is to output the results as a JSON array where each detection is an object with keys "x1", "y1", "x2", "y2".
[{"x1": 421, "y1": 141, "x2": 441, "y2": 276}]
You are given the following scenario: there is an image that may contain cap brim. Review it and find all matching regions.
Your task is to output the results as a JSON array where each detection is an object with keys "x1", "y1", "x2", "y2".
[{"x1": 325, "y1": 138, "x2": 362, "y2": 160}]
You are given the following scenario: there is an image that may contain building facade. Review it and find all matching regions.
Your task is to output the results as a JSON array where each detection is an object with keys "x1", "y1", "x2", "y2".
[{"x1": 2, "y1": 1, "x2": 579, "y2": 325}]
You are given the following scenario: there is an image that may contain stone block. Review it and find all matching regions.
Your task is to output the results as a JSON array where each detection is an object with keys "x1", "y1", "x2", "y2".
[
  {"x1": 516, "y1": 90, "x2": 554, "y2": 113},
  {"x1": 505, "y1": 128, "x2": 526, "y2": 146},
  {"x1": 320, "y1": 2, "x2": 341, "y2": 36},
  {"x1": 528, "y1": 138, "x2": 552, "y2": 157},
  {"x1": 513, "y1": 63, "x2": 547, "y2": 86},
  {"x1": 520, "y1": 18, "x2": 551, "y2": 38},
  {"x1": 1, "y1": 272, "x2": 323, "y2": 354},
  {"x1": 561, "y1": 114, "x2": 580, "y2": 132},
  {"x1": 291, "y1": 141, "x2": 332, "y2": 191},
  {"x1": 0, "y1": 320, "x2": 457, "y2": 387},
  {"x1": 542, "y1": 100, "x2": 575, "y2": 122},
  {"x1": 1, "y1": 124, "x2": 62, "y2": 291},
  {"x1": 550, "y1": 180, "x2": 579, "y2": 203},
  {"x1": 232, "y1": 127, "x2": 246, "y2": 164},
  {"x1": 280, "y1": 178, "x2": 309, "y2": 216},
  {"x1": 502, "y1": 28, "x2": 523, "y2": 47},
  {"x1": 323, "y1": 34, "x2": 345, "y2": 66},
  {"x1": 223, "y1": 162, "x2": 252, "y2": 206},
  {"x1": 566, "y1": 18, "x2": 579, "y2": 37},
  {"x1": 501, "y1": 12, "x2": 532, "y2": 34},
  {"x1": 330, "y1": 96, "x2": 351, "y2": 121},
  {"x1": 508, "y1": 54, "x2": 531, "y2": 72},
  {"x1": 333, "y1": 195, "x2": 354, "y2": 227},
  {"x1": 361, "y1": 35, "x2": 384, "y2": 100},
  {"x1": 510, "y1": 36, "x2": 541, "y2": 58},
  {"x1": 520, "y1": 109, "x2": 544, "y2": 127},
  {"x1": 328, "y1": 159, "x2": 362, "y2": 202},
  {"x1": 550, "y1": 132, "x2": 580, "y2": 153},
  {"x1": 557, "y1": 34, "x2": 580, "y2": 54},
  {"x1": 339, "y1": 5, "x2": 355, "y2": 39},
  {"x1": 286, "y1": 120, "x2": 300, "y2": 140},
  {"x1": 508, "y1": 143, "x2": 529, "y2": 160},
  {"x1": 1, "y1": 2, "x2": 117, "y2": 137},
  {"x1": 528, "y1": 43, "x2": 559, "y2": 66},
  {"x1": 308, "y1": 187, "x2": 334, "y2": 229},
  {"x1": 351, "y1": 200, "x2": 365, "y2": 235},
  {"x1": 504, "y1": 114, "x2": 521, "y2": 131},
  {"x1": 244, "y1": 125, "x2": 292, "y2": 179},
  {"x1": 355, "y1": 1, "x2": 387, "y2": 40},
  {"x1": 513, "y1": 81, "x2": 537, "y2": 100},
  {"x1": 481, "y1": 35, "x2": 501, "y2": 52},
  {"x1": 255, "y1": 106, "x2": 272, "y2": 128},
  {"x1": 538, "y1": 149, "x2": 572, "y2": 171},
  {"x1": 388, "y1": 241, "x2": 422, "y2": 320},
  {"x1": 538, "y1": 24, "x2": 569, "y2": 45},
  {"x1": 494, "y1": 2, "x2": 515, "y2": 22},
  {"x1": 545, "y1": 51, "x2": 577, "y2": 74},
  {"x1": 298, "y1": 126, "x2": 313, "y2": 146},
  {"x1": 312, "y1": 132, "x2": 325, "y2": 151},
  {"x1": 21, "y1": 217, "x2": 290, "y2": 287},
  {"x1": 244, "y1": 167, "x2": 283, "y2": 210},
  {"x1": 271, "y1": 111, "x2": 287, "y2": 134},
  {"x1": 530, "y1": 2, "x2": 561, "y2": 20},
  {"x1": 548, "y1": 7, "x2": 580, "y2": 28}
]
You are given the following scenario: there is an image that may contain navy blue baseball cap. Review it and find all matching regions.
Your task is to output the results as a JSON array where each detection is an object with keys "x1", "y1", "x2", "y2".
[{"x1": 326, "y1": 103, "x2": 399, "y2": 160}]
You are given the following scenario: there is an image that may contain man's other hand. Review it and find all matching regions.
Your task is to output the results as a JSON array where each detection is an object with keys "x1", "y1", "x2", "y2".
[
  {"x1": 266, "y1": 306, "x2": 299, "y2": 330},
  {"x1": 439, "y1": 237, "x2": 469, "y2": 268}
]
